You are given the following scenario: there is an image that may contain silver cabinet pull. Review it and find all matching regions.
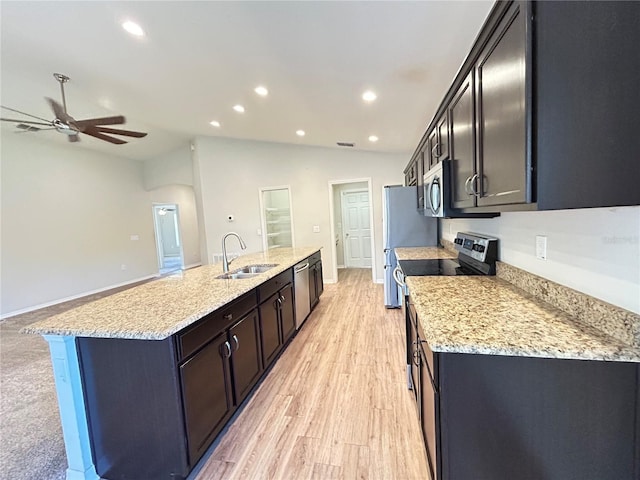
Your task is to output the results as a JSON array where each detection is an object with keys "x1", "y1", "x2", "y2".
[
  {"x1": 464, "y1": 176, "x2": 473, "y2": 195},
  {"x1": 431, "y1": 142, "x2": 440, "y2": 158},
  {"x1": 224, "y1": 313, "x2": 233, "y2": 321},
  {"x1": 222, "y1": 341, "x2": 232, "y2": 358},
  {"x1": 470, "y1": 173, "x2": 481, "y2": 197},
  {"x1": 280, "y1": 294, "x2": 285, "y2": 303},
  {"x1": 232, "y1": 334, "x2": 239, "y2": 352}
]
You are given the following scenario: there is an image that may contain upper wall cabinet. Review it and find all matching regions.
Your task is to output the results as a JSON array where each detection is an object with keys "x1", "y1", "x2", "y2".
[{"x1": 405, "y1": 0, "x2": 640, "y2": 213}]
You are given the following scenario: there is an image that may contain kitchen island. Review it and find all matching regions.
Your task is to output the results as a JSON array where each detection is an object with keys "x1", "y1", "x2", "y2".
[
  {"x1": 397, "y1": 246, "x2": 640, "y2": 480},
  {"x1": 23, "y1": 247, "x2": 322, "y2": 480}
]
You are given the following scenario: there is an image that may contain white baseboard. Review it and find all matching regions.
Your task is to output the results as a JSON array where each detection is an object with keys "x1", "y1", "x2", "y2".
[
  {"x1": 374, "y1": 278, "x2": 384, "y2": 284},
  {"x1": 0, "y1": 274, "x2": 158, "y2": 320},
  {"x1": 184, "y1": 262, "x2": 202, "y2": 270},
  {"x1": 337, "y1": 264, "x2": 346, "y2": 269}
]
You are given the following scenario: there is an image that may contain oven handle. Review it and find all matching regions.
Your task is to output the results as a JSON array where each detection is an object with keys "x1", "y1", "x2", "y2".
[{"x1": 392, "y1": 266, "x2": 406, "y2": 287}]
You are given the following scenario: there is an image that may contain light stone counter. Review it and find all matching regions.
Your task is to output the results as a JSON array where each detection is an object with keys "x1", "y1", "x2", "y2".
[
  {"x1": 395, "y1": 246, "x2": 457, "y2": 261},
  {"x1": 23, "y1": 247, "x2": 321, "y2": 340},
  {"x1": 406, "y1": 275, "x2": 640, "y2": 362}
]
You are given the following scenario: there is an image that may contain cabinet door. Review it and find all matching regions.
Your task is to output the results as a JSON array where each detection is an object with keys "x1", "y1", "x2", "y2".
[
  {"x1": 476, "y1": 2, "x2": 528, "y2": 206},
  {"x1": 420, "y1": 343, "x2": 438, "y2": 480},
  {"x1": 229, "y1": 309, "x2": 262, "y2": 405},
  {"x1": 316, "y1": 261, "x2": 323, "y2": 297},
  {"x1": 180, "y1": 333, "x2": 232, "y2": 465},
  {"x1": 427, "y1": 129, "x2": 438, "y2": 169},
  {"x1": 309, "y1": 264, "x2": 319, "y2": 309},
  {"x1": 450, "y1": 72, "x2": 477, "y2": 209},
  {"x1": 259, "y1": 293, "x2": 282, "y2": 367},
  {"x1": 436, "y1": 112, "x2": 450, "y2": 163},
  {"x1": 416, "y1": 153, "x2": 425, "y2": 210},
  {"x1": 279, "y1": 283, "x2": 296, "y2": 344}
]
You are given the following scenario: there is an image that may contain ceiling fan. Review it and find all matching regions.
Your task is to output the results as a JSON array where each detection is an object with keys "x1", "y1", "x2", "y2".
[{"x1": 0, "y1": 73, "x2": 147, "y2": 144}]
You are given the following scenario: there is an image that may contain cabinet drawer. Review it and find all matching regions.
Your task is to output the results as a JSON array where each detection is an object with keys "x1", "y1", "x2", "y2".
[
  {"x1": 416, "y1": 309, "x2": 437, "y2": 390},
  {"x1": 258, "y1": 269, "x2": 293, "y2": 303},
  {"x1": 308, "y1": 251, "x2": 321, "y2": 265},
  {"x1": 178, "y1": 291, "x2": 257, "y2": 361}
]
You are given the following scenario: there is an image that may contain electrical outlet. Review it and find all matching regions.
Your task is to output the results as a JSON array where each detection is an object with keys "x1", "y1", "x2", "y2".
[
  {"x1": 535, "y1": 236, "x2": 547, "y2": 260},
  {"x1": 256, "y1": 228, "x2": 262, "y2": 236},
  {"x1": 313, "y1": 225, "x2": 320, "y2": 233},
  {"x1": 130, "y1": 234, "x2": 139, "y2": 241}
]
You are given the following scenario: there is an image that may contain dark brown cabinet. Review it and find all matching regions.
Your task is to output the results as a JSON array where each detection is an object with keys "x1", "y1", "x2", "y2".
[
  {"x1": 259, "y1": 274, "x2": 295, "y2": 369},
  {"x1": 416, "y1": 151, "x2": 425, "y2": 211},
  {"x1": 474, "y1": 1, "x2": 529, "y2": 207},
  {"x1": 406, "y1": 1, "x2": 640, "y2": 213},
  {"x1": 449, "y1": 72, "x2": 476, "y2": 209},
  {"x1": 404, "y1": 160, "x2": 418, "y2": 187},
  {"x1": 228, "y1": 309, "x2": 262, "y2": 403},
  {"x1": 309, "y1": 253, "x2": 323, "y2": 309},
  {"x1": 407, "y1": 295, "x2": 640, "y2": 480},
  {"x1": 180, "y1": 332, "x2": 233, "y2": 465}
]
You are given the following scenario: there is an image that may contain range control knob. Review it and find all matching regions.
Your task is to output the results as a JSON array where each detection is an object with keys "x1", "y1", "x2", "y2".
[
  {"x1": 472, "y1": 244, "x2": 485, "y2": 252},
  {"x1": 454, "y1": 238, "x2": 463, "y2": 245}
]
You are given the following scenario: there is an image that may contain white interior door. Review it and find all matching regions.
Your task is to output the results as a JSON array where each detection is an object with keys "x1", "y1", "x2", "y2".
[{"x1": 341, "y1": 190, "x2": 372, "y2": 268}]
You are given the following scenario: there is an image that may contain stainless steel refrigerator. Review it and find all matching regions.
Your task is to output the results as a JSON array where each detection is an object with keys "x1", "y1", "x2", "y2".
[{"x1": 383, "y1": 185, "x2": 438, "y2": 307}]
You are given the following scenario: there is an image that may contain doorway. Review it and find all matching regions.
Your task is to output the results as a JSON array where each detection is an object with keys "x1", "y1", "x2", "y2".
[
  {"x1": 153, "y1": 204, "x2": 184, "y2": 274},
  {"x1": 328, "y1": 178, "x2": 376, "y2": 284}
]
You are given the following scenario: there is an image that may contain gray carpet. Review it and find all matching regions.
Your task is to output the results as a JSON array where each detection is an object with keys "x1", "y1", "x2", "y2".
[{"x1": 0, "y1": 279, "x2": 155, "y2": 480}]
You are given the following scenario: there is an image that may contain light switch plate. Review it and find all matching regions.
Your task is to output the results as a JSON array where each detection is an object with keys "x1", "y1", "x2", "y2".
[
  {"x1": 130, "y1": 235, "x2": 139, "y2": 241},
  {"x1": 313, "y1": 225, "x2": 320, "y2": 233},
  {"x1": 536, "y1": 235, "x2": 547, "y2": 260}
]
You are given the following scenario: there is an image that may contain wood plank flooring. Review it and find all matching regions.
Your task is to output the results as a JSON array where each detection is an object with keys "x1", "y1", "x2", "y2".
[{"x1": 195, "y1": 268, "x2": 429, "y2": 480}]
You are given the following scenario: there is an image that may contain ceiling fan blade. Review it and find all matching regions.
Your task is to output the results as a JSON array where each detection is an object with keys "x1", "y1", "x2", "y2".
[
  {"x1": 1, "y1": 117, "x2": 52, "y2": 126},
  {"x1": 94, "y1": 126, "x2": 147, "y2": 138},
  {"x1": 1, "y1": 105, "x2": 52, "y2": 123},
  {"x1": 45, "y1": 97, "x2": 71, "y2": 122},
  {"x1": 75, "y1": 115, "x2": 125, "y2": 128},
  {"x1": 82, "y1": 126, "x2": 127, "y2": 145}
]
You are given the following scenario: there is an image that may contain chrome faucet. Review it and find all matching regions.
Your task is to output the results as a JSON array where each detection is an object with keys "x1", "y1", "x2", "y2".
[{"x1": 222, "y1": 232, "x2": 247, "y2": 273}]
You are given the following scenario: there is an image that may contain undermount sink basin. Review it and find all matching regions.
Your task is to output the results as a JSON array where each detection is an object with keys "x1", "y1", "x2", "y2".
[
  {"x1": 235, "y1": 264, "x2": 278, "y2": 274},
  {"x1": 216, "y1": 263, "x2": 278, "y2": 280}
]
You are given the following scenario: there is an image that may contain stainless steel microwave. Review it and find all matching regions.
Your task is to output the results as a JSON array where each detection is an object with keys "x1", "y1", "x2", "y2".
[{"x1": 424, "y1": 160, "x2": 452, "y2": 218}]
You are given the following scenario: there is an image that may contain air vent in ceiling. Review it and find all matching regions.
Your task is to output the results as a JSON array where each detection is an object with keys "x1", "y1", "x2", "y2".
[{"x1": 337, "y1": 142, "x2": 355, "y2": 147}]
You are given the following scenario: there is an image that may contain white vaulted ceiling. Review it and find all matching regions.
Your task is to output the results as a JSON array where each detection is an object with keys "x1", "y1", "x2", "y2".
[{"x1": 0, "y1": 1, "x2": 493, "y2": 161}]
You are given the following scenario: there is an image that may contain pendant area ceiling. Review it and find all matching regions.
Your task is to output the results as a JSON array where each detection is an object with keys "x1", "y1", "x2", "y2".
[{"x1": 0, "y1": 1, "x2": 493, "y2": 161}]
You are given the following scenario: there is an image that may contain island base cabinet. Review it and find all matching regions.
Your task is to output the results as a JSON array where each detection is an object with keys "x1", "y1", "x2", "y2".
[
  {"x1": 180, "y1": 332, "x2": 233, "y2": 467},
  {"x1": 438, "y1": 353, "x2": 640, "y2": 480},
  {"x1": 77, "y1": 337, "x2": 190, "y2": 480}
]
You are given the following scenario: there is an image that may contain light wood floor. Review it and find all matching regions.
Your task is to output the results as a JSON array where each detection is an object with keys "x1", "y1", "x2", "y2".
[{"x1": 194, "y1": 268, "x2": 429, "y2": 480}]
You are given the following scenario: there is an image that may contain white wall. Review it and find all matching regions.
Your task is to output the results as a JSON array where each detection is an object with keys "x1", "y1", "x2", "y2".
[
  {"x1": 149, "y1": 185, "x2": 201, "y2": 268},
  {"x1": 192, "y1": 136, "x2": 404, "y2": 282},
  {"x1": 442, "y1": 206, "x2": 640, "y2": 313},
  {"x1": 143, "y1": 144, "x2": 193, "y2": 190},
  {"x1": 1, "y1": 133, "x2": 158, "y2": 316}
]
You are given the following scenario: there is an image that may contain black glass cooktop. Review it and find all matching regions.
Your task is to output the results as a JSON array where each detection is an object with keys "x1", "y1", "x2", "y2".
[{"x1": 397, "y1": 258, "x2": 481, "y2": 276}]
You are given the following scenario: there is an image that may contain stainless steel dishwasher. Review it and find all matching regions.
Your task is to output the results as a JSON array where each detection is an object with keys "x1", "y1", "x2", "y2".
[{"x1": 294, "y1": 261, "x2": 311, "y2": 330}]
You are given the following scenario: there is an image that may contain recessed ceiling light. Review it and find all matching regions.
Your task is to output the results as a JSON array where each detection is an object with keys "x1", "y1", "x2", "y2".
[
  {"x1": 296, "y1": 130, "x2": 306, "y2": 137},
  {"x1": 254, "y1": 86, "x2": 269, "y2": 96},
  {"x1": 209, "y1": 120, "x2": 221, "y2": 127},
  {"x1": 122, "y1": 21, "x2": 144, "y2": 37},
  {"x1": 368, "y1": 135, "x2": 379, "y2": 142},
  {"x1": 233, "y1": 105, "x2": 245, "y2": 113},
  {"x1": 362, "y1": 90, "x2": 377, "y2": 102}
]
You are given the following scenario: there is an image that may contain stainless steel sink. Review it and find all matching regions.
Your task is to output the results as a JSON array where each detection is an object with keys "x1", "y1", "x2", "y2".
[
  {"x1": 234, "y1": 264, "x2": 278, "y2": 274},
  {"x1": 216, "y1": 263, "x2": 278, "y2": 279}
]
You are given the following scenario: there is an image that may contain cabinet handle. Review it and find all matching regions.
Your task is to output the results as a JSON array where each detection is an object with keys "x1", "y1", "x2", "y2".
[
  {"x1": 224, "y1": 313, "x2": 233, "y2": 321},
  {"x1": 431, "y1": 142, "x2": 440, "y2": 158},
  {"x1": 280, "y1": 294, "x2": 285, "y2": 303},
  {"x1": 275, "y1": 298, "x2": 281, "y2": 309},
  {"x1": 412, "y1": 349, "x2": 421, "y2": 367},
  {"x1": 232, "y1": 334, "x2": 239, "y2": 352},
  {"x1": 464, "y1": 176, "x2": 473, "y2": 195},
  {"x1": 469, "y1": 173, "x2": 480, "y2": 197},
  {"x1": 222, "y1": 341, "x2": 232, "y2": 358}
]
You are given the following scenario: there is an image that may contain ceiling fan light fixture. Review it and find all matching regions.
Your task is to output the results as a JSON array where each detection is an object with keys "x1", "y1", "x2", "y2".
[{"x1": 122, "y1": 21, "x2": 145, "y2": 37}]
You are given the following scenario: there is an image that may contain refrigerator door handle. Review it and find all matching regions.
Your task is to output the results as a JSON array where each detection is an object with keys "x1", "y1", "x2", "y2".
[
  {"x1": 392, "y1": 266, "x2": 406, "y2": 287},
  {"x1": 384, "y1": 248, "x2": 390, "y2": 253}
]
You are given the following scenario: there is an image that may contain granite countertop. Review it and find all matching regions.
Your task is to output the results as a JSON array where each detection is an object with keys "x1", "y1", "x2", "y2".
[
  {"x1": 23, "y1": 247, "x2": 321, "y2": 341},
  {"x1": 395, "y1": 246, "x2": 457, "y2": 261},
  {"x1": 405, "y1": 275, "x2": 640, "y2": 363}
]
